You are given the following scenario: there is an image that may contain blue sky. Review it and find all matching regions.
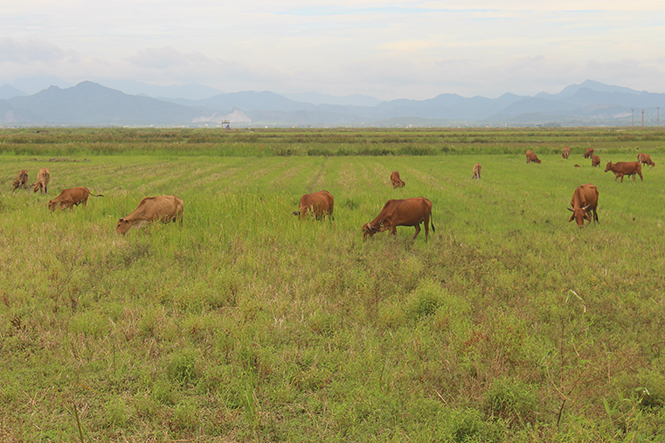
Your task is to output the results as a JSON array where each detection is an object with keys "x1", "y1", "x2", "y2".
[{"x1": 1, "y1": 0, "x2": 664, "y2": 99}]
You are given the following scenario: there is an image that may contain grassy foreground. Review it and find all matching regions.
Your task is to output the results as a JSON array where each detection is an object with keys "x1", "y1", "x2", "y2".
[{"x1": 1, "y1": 129, "x2": 665, "y2": 442}]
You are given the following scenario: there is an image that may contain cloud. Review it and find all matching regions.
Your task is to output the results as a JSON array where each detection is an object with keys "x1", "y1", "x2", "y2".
[
  {"x1": 0, "y1": 37, "x2": 77, "y2": 63},
  {"x1": 126, "y1": 47, "x2": 211, "y2": 69}
]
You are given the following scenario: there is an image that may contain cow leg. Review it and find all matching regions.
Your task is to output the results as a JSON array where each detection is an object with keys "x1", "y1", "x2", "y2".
[
  {"x1": 638, "y1": 173, "x2": 643, "y2": 181},
  {"x1": 413, "y1": 223, "x2": 421, "y2": 240}
]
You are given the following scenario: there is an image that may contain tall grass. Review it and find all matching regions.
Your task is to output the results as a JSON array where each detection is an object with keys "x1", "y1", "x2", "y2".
[{"x1": 1, "y1": 132, "x2": 665, "y2": 441}]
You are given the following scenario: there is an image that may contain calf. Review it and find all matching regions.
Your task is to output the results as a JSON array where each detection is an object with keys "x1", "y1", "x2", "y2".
[
  {"x1": 390, "y1": 171, "x2": 406, "y2": 189},
  {"x1": 33, "y1": 168, "x2": 50, "y2": 193},
  {"x1": 48, "y1": 187, "x2": 104, "y2": 211},
  {"x1": 12, "y1": 170, "x2": 29, "y2": 191},
  {"x1": 292, "y1": 190, "x2": 334, "y2": 220},
  {"x1": 116, "y1": 195, "x2": 184, "y2": 235},
  {"x1": 472, "y1": 163, "x2": 482, "y2": 179}
]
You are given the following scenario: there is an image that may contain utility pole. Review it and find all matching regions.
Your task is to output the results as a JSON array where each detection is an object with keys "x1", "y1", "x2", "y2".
[
  {"x1": 631, "y1": 109, "x2": 635, "y2": 127},
  {"x1": 658, "y1": 107, "x2": 660, "y2": 127},
  {"x1": 642, "y1": 109, "x2": 645, "y2": 127}
]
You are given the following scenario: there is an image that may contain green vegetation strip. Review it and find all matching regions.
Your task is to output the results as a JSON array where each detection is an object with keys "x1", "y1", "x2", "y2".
[{"x1": 1, "y1": 129, "x2": 665, "y2": 441}]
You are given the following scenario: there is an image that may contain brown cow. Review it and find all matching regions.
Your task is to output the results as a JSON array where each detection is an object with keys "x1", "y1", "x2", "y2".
[
  {"x1": 526, "y1": 150, "x2": 541, "y2": 164},
  {"x1": 574, "y1": 164, "x2": 581, "y2": 168},
  {"x1": 604, "y1": 162, "x2": 643, "y2": 182},
  {"x1": 562, "y1": 147, "x2": 571, "y2": 159},
  {"x1": 637, "y1": 153, "x2": 655, "y2": 167},
  {"x1": 48, "y1": 187, "x2": 104, "y2": 211},
  {"x1": 390, "y1": 171, "x2": 406, "y2": 189},
  {"x1": 472, "y1": 163, "x2": 482, "y2": 179},
  {"x1": 591, "y1": 155, "x2": 600, "y2": 167},
  {"x1": 584, "y1": 148, "x2": 595, "y2": 159},
  {"x1": 33, "y1": 168, "x2": 50, "y2": 193},
  {"x1": 12, "y1": 170, "x2": 29, "y2": 191},
  {"x1": 292, "y1": 190, "x2": 334, "y2": 220},
  {"x1": 116, "y1": 195, "x2": 184, "y2": 235},
  {"x1": 568, "y1": 184, "x2": 599, "y2": 228},
  {"x1": 362, "y1": 197, "x2": 435, "y2": 242}
]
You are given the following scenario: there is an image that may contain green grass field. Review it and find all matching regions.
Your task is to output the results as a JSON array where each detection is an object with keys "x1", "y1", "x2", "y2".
[{"x1": 1, "y1": 128, "x2": 665, "y2": 442}]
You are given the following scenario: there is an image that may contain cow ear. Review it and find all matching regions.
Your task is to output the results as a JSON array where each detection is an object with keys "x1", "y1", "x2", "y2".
[{"x1": 567, "y1": 207, "x2": 574, "y2": 212}]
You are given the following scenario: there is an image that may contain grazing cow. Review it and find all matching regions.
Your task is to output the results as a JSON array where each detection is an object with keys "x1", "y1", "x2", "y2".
[
  {"x1": 526, "y1": 150, "x2": 541, "y2": 164},
  {"x1": 472, "y1": 163, "x2": 482, "y2": 179},
  {"x1": 562, "y1": 147, "x2": 571, "y2": 159},
  {"x1": 33, "y1": 168, "x2": 50, "y2": 193},
  {"x1": 12, "y1": 170, "x2": 29, "y2": 191},
  {"x1": 390, "y1": 171, "x2": 406, "y2": 189},
  {"x1": 48, "y1": 187, "x2": 104, "y2": 211},
  {"x1": 584, "y1": 148, "x2": 595, "y2": 159},
  {"x1": 637, "y1": 153, "x2": 655, "y2": 167},
  {"x1": 568, "y1": 184, "x2": 599, "y2": 228},
  {"x1": 591, "y1": 155, "x2": 601, "y2": 167},
  {"x1": 604, "y1": 162, "x2": 643, "y2": 182},
  {"x1": 116, "y1": 195, "x2": 184, "y2": 235},
  {"x1": 362, "y1": 197, "x2": 435, "y2": 242},
  {"x1": 292, "y1": 190, "x2": 334, "y2": 220}
]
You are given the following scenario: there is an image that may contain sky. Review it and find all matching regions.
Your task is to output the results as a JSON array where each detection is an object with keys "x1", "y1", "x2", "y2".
[{"x1": 1, "y1": 0, "x2": 665, "y2": 100}]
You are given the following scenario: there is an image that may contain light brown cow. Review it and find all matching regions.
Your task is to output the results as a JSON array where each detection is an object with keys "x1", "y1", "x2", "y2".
[
  {"x1": 591, "y1": 155, "x2": 601, "y2": 167},
  {"x1": 584, "y1": 148, "x2": 595, "y2": 159},
  {"x1": 637, "y1": 153, "x2": 655, "y2": 167},
  {"x1": 568, "y1": 184, "x2": 599, "y2": 228},
  {"x1": 292, "y1": 190, "x2": 334, "y2": 220},
  {"x1": 562, "y1": 147, "x2": 571, "y2": 159},
  {"x1": 526, "y1": 150, "x2": 541, "y2": 164},
  {"x1": 362, "y1": 197, "x2": 435, "y2": 242},
  {"x1": 116, "y1": 195, "x2": 184, "y2": 235},
  {"x1": 48, "y1": 187, "x2": 104, "y2": 211},
  {"x1": 390, "y1": 171, "x2": 406, "y2": 189},
  {"x1": 12, "y1": 170, "x2": 29, "y2": 191},
  {"x1": 604, "y1": 162, "x2": 643, "y2": 182},
  {"x1": 33, "y1": 168, "x2": 50, "y2": 193},
  {"x1": 472, "y1": 163, "x2": 482, "y2": 179}
]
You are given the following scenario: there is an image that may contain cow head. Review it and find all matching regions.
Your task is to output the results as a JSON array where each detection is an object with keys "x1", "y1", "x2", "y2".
[
  {"x1": 604, "y1": 162, "x2": 613, "y2": 172},
  {"x1": 48, "y1": 200, "x2": 57, "y2": 211},
  {"x1": 568, "y1": 204, "x2": 591, "y2": 227},
  {"x1": 116, "y1": 218, "x2": 131, "y2": 235},
  {"x1": 362, "y1": 222, "x2": 377, "y2": 241}
]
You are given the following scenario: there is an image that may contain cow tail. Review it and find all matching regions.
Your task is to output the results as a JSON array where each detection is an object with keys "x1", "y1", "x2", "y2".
[{"x1": 430, "y1": 212, "x2": 436, "y2": 233}]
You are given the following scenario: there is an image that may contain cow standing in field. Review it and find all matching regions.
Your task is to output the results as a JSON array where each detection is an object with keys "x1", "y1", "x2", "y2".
[
  {"x1": 362, "y1": 197, "x2": 435, "y2": 242},
  {"x1": 568, "y1": 184, "x2": 599, "y2": 228},
  {"x1": 292, "y1": 190, "x2": 334, "y2": 220},
  {"x1": 390, "y1": 171, "x2": 406, "y2": 189},
  {"x1": 526, "y1": 150, "x2": 541, "y2": 164},
  {"x1": 637, "y1": 153, "x2": 655, "y2": 167},
  {"x1": 33, "y1": 168, "x2": 50, "y2": 193},
  {"x1": 48, "y1": 187, "x2": 104, "y2": 211},
  {"x1": 12, "y1": 170, "x2": 29, "y2": 191},
  {"x1": 591, "y1": 155, "x2": 601, "y2": 167},
  {"x1": 604, "y1": 162, "x2": 643, "y2": 182},
  {"x1": 116, "y1": 195, "x2": 184, "y2": 235},
  {"x1": 472, "y1": 163, "x2": 482, "y2": 179},
  {"x1": 584, "y1": 148, "x2": 595, "y2": 159},
  {"x1": 562, "y1": 147, "x2": 571, "y2": 159}
]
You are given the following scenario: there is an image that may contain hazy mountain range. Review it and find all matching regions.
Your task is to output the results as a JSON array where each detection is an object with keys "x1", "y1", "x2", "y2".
[{"x1": 0, "y1": 80, "x2": 663, "y2": 127}]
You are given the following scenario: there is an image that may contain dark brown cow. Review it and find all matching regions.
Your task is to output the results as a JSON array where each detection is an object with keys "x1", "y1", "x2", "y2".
[
  {"x1": 604, "y1": 162, "x2": 643, "y2": 182},
  {"x1": 292, "y1": 190, "x2": 334, "y2": 220},
  {"x1": 591, "y1": 155, "x2": 600, "y2": 167},
  {"x1": 574, "y1": 164, "x2": 581, "y2": 168},
  {"x1": 12, "y1": 170, "x2": 29, "y2": 191},
  {"x1": 33, "y1": 168, "x2": 50, "y2": 193},
  {"x1": 472, "y1": 163, "x2": 481, "y2": 179},
  {"x1": 568, "y1": 184, "x2": 599, "y2": 228},
  {"x1": 526, "y1": 150, "x2": 541, "y2": 164},
  {"x1": 116, "y1": 195, "x2": 184, "y2": 235},
  {"x1": 390, "y1": 171, "x2": 406, "y2": 189},
  {"x1": 48, "y1": 187, "x2": 104, "y2": 211},
  {"x1": 637, "y1": 153, "x2": 655, "y2": 167},
  {"x1": 562, "y1": 147, "x2": 571, "y2": 159},
  {"x1": 584, "y1": 148, "x2": 595, "y2": 159},
  {"x1": 362, "y1": 197, "x2": 435, "y2": 242}
]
